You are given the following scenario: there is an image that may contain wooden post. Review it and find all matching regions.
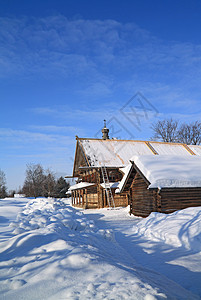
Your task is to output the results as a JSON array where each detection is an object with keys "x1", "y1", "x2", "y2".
[
  {"x1": 79, "y1": 190, "x2": 81, "y2": 206},
  {"x1": 82, "y1": 189, "x2": 84, "y2": 207},
  {"x1": 72, "y1": 191, "x2": 75, "y2": 206},
  {"x1": 97, "y1": 169, "x2": 101, "y2": 208},
  {"x1": 102, "y1": 190, "x2": 104, "y2": 207},
  {"x1": 85, "y1": 188, "x2": 88, "y2": 209},
  {"x1": 78, "y1": 190, "x2": 80, "y2": 205}
]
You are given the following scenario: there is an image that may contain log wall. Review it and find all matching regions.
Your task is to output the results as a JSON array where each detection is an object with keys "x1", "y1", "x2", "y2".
[
  {"x1": 85, "y1": 185, "x2": 99, "y2": 208},
  {"x1": 160, "y1": 188, "x2": 201, "y2": 214},
  {"x1": 130, "y1": 173, "x2": 157, "y2": 217},
  {"x1": 99, "y1": 189, "x2": 128, "y2": 208},
  {"x1": 113, "y1": 192, "x2": 129, "y2": 207},
  {"x1": 72, "y1": 186, "x2": 99, "y2": 208},
  {"x1": 73, "y1": 168, "x2": 128, "y2": 209},
  {"x1": 130, "y1": 171, "x2": 201, "y2": 217}
]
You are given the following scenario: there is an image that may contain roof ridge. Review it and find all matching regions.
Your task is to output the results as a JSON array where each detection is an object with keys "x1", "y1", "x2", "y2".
[{"x1": 77, "y1": 137, "x2": 188, "y2": 146}]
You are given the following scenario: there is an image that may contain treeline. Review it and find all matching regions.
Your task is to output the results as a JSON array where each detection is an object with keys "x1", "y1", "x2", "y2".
[
  {"x1": 0, "y1": 169, "x2": 7, "y2": 199},
  {"x1": 21, "y1": 164, "x2": 70, "y2": 198},
  {"x1": 151, "y1": 119, "x2": 201, "y2": 144},
  {"x1": 0, "y1": 164, "x2": 70, "y2": 199}
]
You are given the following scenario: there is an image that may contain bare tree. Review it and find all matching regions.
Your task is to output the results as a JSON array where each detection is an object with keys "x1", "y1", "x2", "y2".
[
  {"x1": 22, "y1": 164, "x2": 70, "y2": 198},
  {"x1": 177, "y1": 121, "x2": 201, "y2": 145},
  {"x1": 151, "y1": 118, "x2": 179, "y2": 143},
  {"x1": 0, "y1": 169, "x2": 7, "y2": 199},
  {"x1": 22, "y1": 164, "x2": 45, "y2": 198},
  {"x1": 151, "y1": 119, "x2": 201, "y2": 145}
]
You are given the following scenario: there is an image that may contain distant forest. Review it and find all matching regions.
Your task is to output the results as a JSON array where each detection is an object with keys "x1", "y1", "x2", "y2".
[{"x1": 0, "y1": 164, "x2": 70, "y2": 199}]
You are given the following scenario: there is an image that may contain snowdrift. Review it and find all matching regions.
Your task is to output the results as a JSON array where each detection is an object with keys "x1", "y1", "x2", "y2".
[
  {"x1": 0, "y1": 198, "x2": 200, "y2": 299},
  {"x1": 132, "y1": 206, "x2": 201, "y2": 251}
]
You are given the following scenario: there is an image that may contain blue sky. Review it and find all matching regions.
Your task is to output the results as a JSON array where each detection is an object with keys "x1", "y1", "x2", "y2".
[{"x1": 1, "y1": 0, "x2": 201, "y2": 190}]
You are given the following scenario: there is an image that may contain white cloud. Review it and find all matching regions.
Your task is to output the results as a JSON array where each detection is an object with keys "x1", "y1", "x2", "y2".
[
  {"x1": 0, "y1": 15, "x2": 201, "y2": 116},
  {"x1": 1, "y1": 15, "x2": 201, "y2": 88},
  {"x1": 0, "y1": 128, "x2": 75, "y2": 154},
  {"x1": 31, "y1": 106, "x2": 114, "y2": 121},
  {"x1": 29, "y1": 125, "x2": 79, "y2": 133}
]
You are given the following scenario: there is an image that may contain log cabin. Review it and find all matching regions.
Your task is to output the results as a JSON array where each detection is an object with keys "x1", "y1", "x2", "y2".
[
  {"x1": 119, "y1": 155, "x2": 201, "y2": 217},
  {"x1": 68, "y1": 122, "x2": 201, "y2": 212}
]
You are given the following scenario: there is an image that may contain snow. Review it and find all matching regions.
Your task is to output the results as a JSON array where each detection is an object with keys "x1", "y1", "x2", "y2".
[
  {"x1": 0, "y1": 197, "x2": 201, "y2": 299},
  {"x1": 115, "y1": 162, "x2": 133, "y2": 193},
  {"x1": 188, "y1": 145, "x2": 201, "y2": 156},
  {"x1": 100, "y1": 182, "x2": 119, "y2": 189},
  {"x1": 80, "y1": 139, "x2": 155, "y2": 167},
  {"x1": 79, "y1": 139, "x2": 193, "y2": 168},
  {"x1": 131, "y1": 206, "x2": 201, "y2": 251},
  {"x1": 131, "y1": 155, "x2": 201, "y2": 188},
  {"x1": 149, "y1": 142, "x2": 191, "y2": 155},
  {"x1": 14, "y1": 194, "x2": 25, "y2": 198},
  {"x1": 68, "y1": 182, "x2": 95, "y2": 191}
]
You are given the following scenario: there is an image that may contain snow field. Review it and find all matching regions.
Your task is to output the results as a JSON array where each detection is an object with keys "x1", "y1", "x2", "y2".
[
  {"x1": 0, "y1": 197, "x2": 200, "y2": 299},
  {"x1": 132, "y1": 206, "x2": 201, "y2": 251},
  {"x1": 0, "y1": 198, "x2": 169, "y2": 300}
]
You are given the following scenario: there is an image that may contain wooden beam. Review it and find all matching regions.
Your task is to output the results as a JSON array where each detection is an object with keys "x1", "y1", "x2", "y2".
[
  {"x1": 183, "y1": 144, "x2": 196, "y2": 155},
  {"x1": 145, "y1": 141, "x2": 158, "y2": 155}
]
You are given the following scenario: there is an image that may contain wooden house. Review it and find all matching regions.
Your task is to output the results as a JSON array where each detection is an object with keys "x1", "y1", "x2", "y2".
[
  {"x1": 68, "y1": 122, "x2": 201, "y2": 211},
  {"x1": 119, "y1": 155, "x2": 201, "y2": 217}
]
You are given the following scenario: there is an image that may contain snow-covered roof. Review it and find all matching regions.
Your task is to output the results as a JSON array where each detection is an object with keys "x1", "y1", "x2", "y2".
[
  {"x1": 68, "y1": 182, "x2": 95, "y2": 191},
  {"x1": 78, "y1": 139, "x2": 193, "y2": 168},
  {"x1": 66, "y1": 190, "x2": 72, "y2": 195},
  {"x1": 131, "y1": 155, "x2": 201, "y2": 189},
  {"x1": 115, "y1": 163, "x2": 133, "y2": 194},
  {"x1": 100, "y1": 182, "x2": 119, "y2": 189},
  {"x1": 80, "y1": 139, "x2": 153, "y2": 167},
  {"x1": 188, "y1": 145, "x2": 201, "y2": 156},
  {"x1": 149, "y1": 142, "x2": 192, "y2": 155}
]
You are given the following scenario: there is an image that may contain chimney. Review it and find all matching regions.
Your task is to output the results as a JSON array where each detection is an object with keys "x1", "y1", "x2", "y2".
[{"x1": 101, "y1": 120, "x2": 109, "y2": 140}]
